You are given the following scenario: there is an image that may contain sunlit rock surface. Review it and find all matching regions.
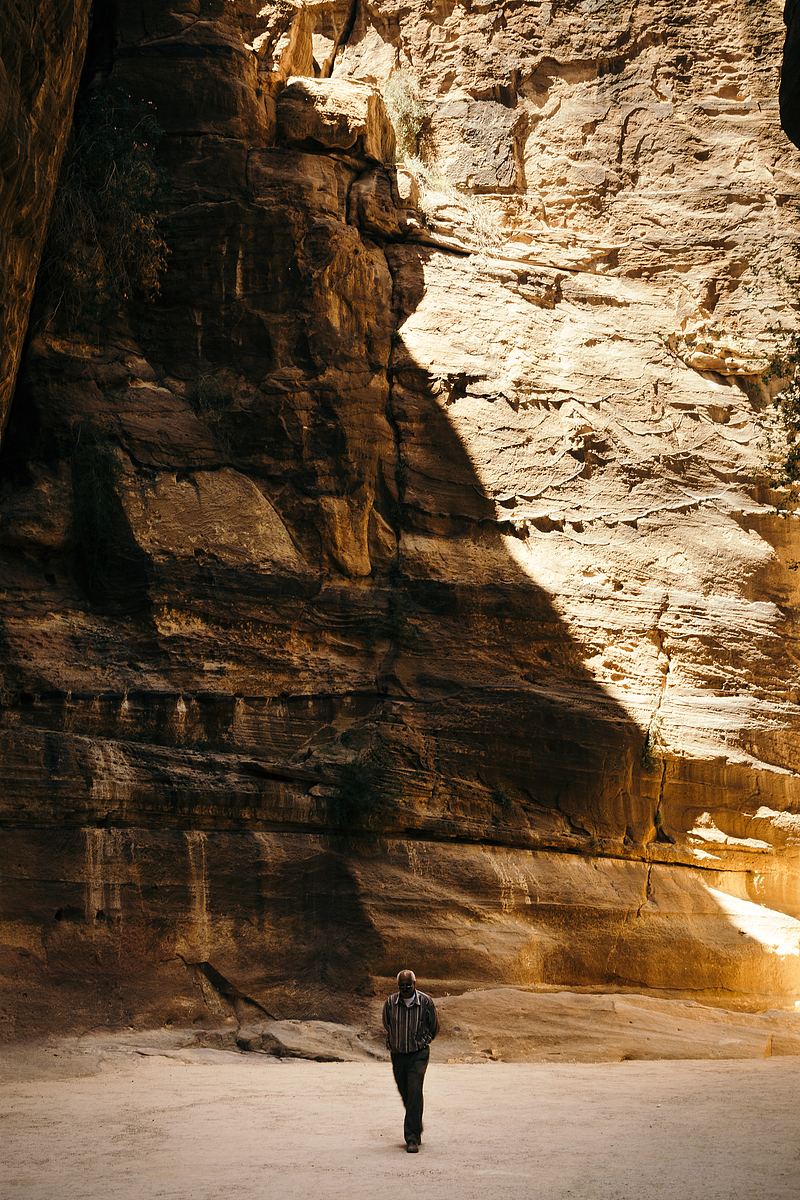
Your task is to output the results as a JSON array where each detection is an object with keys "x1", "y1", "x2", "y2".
[{"x1": 1, "y1": 0, "x2": 800, "y2": 1038}]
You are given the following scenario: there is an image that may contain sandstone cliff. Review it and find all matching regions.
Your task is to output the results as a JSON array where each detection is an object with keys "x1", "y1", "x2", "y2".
[
  {"x1": 1, "y1": 1, "x2": 800, "y2": 1039},
  {"x1": 0, "y1": 0, "x2": 92, "y2": 436}
]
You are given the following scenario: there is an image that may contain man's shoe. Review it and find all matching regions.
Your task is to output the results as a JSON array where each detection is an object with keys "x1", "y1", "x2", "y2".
[{"x1": 406, "y1": 1139, "x2": 419, "y2": 1153}]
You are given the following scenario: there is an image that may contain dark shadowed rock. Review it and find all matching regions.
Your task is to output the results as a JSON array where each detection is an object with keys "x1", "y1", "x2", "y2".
[
  {"x1": 1, "y1": 1, "x2": 800, "y2": 1041},
  {"x1": 0, "y1": 0, "x2": 92, "y2": 436}
]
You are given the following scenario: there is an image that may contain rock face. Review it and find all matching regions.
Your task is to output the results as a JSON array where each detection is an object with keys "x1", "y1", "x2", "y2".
[
  {"x1": 0, "y1": 0, "x2": 92, "y2": 437},
  {"x1": 2, "y1": 1, "x2": 800, "y2": 1039}
]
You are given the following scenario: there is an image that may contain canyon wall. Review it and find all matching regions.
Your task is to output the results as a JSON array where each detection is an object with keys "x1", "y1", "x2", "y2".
[
  {"x1": 0, "y1": 0, "x2": 92, "y2": 437},
  {"x1": 2, "y1": 0, "x2": 800, "y2": 1038}
]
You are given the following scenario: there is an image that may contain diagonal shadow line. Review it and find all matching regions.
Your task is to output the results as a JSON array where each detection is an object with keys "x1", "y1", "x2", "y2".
[
  {"x1": 0, "y1": 172, "x2": 658, "y2": 855},
  {"x1": 371, "y1": 236, "x2": 655, "y2": 851}
]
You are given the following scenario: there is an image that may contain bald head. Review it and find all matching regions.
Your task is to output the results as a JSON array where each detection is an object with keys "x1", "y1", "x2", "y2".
[{"x1": 397, "y1": 969, "x2": 416, "y2": 999}]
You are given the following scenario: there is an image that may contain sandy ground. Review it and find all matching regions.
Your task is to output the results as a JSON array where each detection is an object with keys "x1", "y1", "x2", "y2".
[{"x1": 2, "y1": 1039, "x2": 799, "y2": 1200}]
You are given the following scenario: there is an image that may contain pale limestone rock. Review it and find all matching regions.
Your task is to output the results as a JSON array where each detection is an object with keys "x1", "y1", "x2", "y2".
[
  {"x1": 395, "y1": 165, "x2": 420, "y2": 207},
  {"x1": 432, "y1": 988, "x2": 800, "y2": 1062},
  {"x1": 433, "y1": 93, "x2": 527, "y2": 193},
  {"x1": 277, "y1": 76, "x2": 396, "y2": 161}
]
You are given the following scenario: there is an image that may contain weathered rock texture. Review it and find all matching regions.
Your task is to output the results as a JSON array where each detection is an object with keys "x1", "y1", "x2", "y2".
[
  {"x1": 2, "y1": 0, "x2": 800, "y2": 1038},
  {"x1": 0, "y1": 0, "x2": 92, "y2": 437}
]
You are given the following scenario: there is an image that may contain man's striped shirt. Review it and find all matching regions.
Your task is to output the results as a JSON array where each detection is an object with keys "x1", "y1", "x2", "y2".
[{"x1": 382, "y1": 990, "x2": 439, "y2": 1053}]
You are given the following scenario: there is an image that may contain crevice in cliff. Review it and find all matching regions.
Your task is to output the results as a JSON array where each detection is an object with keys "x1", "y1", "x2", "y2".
[
  {"x1": 323, "y1": 0, "x2": 360, "y2": 79},
  {"x1": 635, "y1": 863, "x2": 654, "y2": 918},
  {"x1": 406, "y1": 231, "x2": 472, "y2": 258},
  {"x1": 80, "y1": 0, "x2": 117, "y2": 88},
  {"x1": 654, "y1": 756, "x2": 669, "y2": 843},
  {"x1": 643, "y1": 592, "x2": 675, "y2": 846},
  {"x1": 179, "y1": 956, "x2": 277, "y2": 1023}
]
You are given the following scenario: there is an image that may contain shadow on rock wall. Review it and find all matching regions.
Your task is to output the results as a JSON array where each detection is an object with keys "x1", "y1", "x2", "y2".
[
  {"x1": 0, "y1": 0, "x2": 796, "y2": 1038},
  {"x1": 782, "y1": 0, "x2": 800, "y2": 147}
]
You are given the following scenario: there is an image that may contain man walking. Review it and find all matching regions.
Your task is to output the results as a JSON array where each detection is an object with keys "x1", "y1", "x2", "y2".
[{"x1": 382, "y1": 969, "x2": 439, "y2": 1153}]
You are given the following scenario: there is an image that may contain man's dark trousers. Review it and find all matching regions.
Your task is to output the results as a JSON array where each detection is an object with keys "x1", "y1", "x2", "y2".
[{"x1": 391, "y1": 1046, "x2": 429, "y2": 1143}]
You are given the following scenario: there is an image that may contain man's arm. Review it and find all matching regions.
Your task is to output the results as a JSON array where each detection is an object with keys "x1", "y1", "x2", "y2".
[{"x1": 425, "y1": 995, "x2": 439, "y2": 1041}]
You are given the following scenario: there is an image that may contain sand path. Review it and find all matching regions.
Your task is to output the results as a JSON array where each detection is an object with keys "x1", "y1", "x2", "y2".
[{"x1": 2, "y1": 1048, "x2": 799, "y2": 1199}]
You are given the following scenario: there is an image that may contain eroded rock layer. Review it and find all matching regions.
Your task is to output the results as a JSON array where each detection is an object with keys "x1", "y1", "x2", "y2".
[{"x1": 2, "y1": 1, "x2": 800, "y2": 1037}]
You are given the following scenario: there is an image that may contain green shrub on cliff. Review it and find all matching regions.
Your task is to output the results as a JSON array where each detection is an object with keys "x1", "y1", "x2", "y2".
[
  {"x1": 381, "y1": 69, "x2": 430, "y2": 161},
  {"x1": 38, "y1": 87, "x2": 168, "y2": 331},
  {"x1": 762, "y1": 333, "x2": 800, "y2": 487}
]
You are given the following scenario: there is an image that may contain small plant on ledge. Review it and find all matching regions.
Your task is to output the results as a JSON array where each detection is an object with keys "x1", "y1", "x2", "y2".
[
  {"x1": 755, "y1": 332, "x2": 800, "y2": 503},
  {"x1": 381, "y1": 67, "x2": 430, "y2": 162}
]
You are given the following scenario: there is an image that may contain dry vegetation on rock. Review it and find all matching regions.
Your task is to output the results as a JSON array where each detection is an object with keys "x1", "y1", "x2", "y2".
[{"x1": 37, "y1": 88, "x2": 168, "y2": 333}]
